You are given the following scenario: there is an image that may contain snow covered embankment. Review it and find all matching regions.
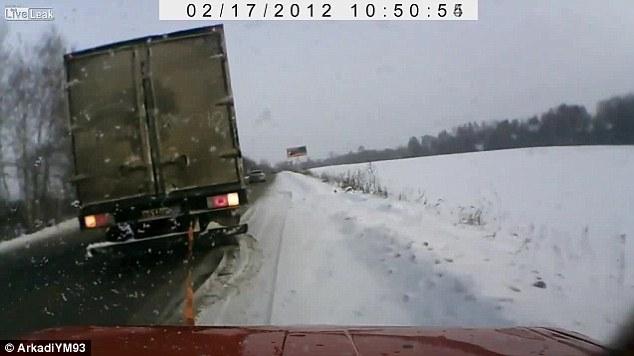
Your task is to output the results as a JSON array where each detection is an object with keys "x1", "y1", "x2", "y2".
[
  {"x1": 198, "y1": 171, "x2": 511, "y2": 329},
  {"x1": 0, "y1": 219, "x2": 78, "y2": 254},
  {"x1": 311, "y1": 146, "x2": 634, "y2": 344}
]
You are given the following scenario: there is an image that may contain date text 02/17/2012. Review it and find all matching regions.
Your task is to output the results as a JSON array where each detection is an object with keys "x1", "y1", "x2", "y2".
[{"x1": 159, "y1": 0, "x2": 478, "y2": 20}]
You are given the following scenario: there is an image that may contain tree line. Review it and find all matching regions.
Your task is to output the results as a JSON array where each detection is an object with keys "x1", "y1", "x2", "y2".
[
  {"x1": 0, "y1": 27, "x2": 75, "y2": 239},
  {"x1": 258, "y1": 94, "x2": 633, "y2": 171}
]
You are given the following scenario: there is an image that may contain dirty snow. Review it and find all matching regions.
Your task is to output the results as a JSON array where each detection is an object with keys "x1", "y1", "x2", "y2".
[
  {"x1": 199, "y1": 146, "x2": 634, "y2": 345},
  {"x1": 0, "y1": 219, "x2": 78, "y2": 254}
]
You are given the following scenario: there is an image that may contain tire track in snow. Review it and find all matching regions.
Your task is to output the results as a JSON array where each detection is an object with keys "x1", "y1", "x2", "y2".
[
  {"x1": 193, "y1": 233, "x2": 263, "y2": 324},
  {"x1": 196, "y1": 178, "x2": 293, "y2": 325},
  {"x1": 265, "y1": 190, "x2": 292, "y2": 324}
]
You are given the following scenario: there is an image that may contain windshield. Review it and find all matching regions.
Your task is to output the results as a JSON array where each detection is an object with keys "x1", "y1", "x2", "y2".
[{"x1": 0, "y1": 1, "x2": 633, "y2": 353}]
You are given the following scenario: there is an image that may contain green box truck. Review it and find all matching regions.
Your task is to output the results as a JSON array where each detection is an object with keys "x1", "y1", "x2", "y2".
[{"x1": 64, "y1": 25, "x2": 247, "y2": 249}]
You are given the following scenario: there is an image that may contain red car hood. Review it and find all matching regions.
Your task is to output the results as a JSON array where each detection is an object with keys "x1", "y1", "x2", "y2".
[{"x1": 22, "y1": 325, "x2": 606, "y2": 355}]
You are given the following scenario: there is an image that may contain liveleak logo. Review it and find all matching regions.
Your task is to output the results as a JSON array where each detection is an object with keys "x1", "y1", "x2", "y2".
[{"x1": 4, "y1": 6, "x2": 54, "y2": 21}]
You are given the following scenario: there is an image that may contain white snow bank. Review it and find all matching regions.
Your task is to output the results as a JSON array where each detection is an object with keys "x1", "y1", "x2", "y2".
[
  {"x1": 0, "y1": 219, "x2": 78, "y2": 254},
  {"x1": 310, "y1": 146, "x2": 634, "y2": 343},
  {"x1": 313, "y1": 146, "x2": 634, "y2": 240},
  {"x1": 200, "y1": 172, "x2": 509, "y2": 328}
]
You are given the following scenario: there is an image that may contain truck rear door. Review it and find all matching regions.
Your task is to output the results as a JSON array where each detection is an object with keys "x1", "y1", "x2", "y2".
[
  {"x1": 66, "y1": 27, "x2": 243, "y2": 206},
  {"x1": 147, "y1": 28, "x2": 242, "y2": 193},
  {"x1": 66, "y1": 48, "x2": 155, "y2": 204}
]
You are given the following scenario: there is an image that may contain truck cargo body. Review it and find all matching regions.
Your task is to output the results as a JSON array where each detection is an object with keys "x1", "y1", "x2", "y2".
[{"x1": 64, "y1": 25, "x2": 247, "y2": 242}]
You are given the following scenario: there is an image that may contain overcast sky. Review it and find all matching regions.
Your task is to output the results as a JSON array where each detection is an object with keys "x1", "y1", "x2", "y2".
[{"x1": 2, "y1": 0, "x2": 634, "y2": 162}]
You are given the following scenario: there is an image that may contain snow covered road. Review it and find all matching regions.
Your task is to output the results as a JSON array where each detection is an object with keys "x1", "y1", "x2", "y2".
[
  {"x1": 196, "y1": 174, "x2": 505, "y2": 325},
  {"x1": 198, "y1": 150, "x2": 634, "y2": 345}
]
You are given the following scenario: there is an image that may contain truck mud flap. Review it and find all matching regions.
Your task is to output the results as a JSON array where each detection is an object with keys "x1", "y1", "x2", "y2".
[{"x1": 86, "y1": 223, "x2": 248, "y2": 258}]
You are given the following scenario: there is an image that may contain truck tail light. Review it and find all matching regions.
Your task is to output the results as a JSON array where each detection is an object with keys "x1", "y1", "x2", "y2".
[
  {"x1": 84, "y1": 213, "x2": 112, "y2": 228},
  {"x1": 208, "y1": 192, "x2": 240, "y2": 209}
]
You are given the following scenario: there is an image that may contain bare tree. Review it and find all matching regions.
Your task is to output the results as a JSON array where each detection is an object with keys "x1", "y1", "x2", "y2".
[
  {"x1": 0, "y1": 23, "x2": 10, "y2": 199},
  {"x1": 2, "y1": 27, "x2": 71, "y2": 231},
  {"x1": 31, "y1": 28, "x2": 70, "y2": 224}
]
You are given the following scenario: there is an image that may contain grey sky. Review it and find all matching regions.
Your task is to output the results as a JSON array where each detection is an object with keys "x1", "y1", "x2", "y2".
[{"x1": 2, "y1": 0, "x2": 634, "y2": 162}]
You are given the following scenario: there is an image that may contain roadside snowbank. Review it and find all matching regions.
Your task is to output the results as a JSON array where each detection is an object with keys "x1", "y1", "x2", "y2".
[
  {"x1": 310, "y1": 146, "x2": 634, "y2": 343},
  {"x1": 313, "y1": 146, "x2": 634, "y2": 241},
  {"x1": 0, "y1": 219, "x2": 78, "y2": 254}
]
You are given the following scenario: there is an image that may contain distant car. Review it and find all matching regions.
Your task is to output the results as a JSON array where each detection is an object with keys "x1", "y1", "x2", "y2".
[{"x1": 247, "y1": 170, "x2": 266, "y2": 183}]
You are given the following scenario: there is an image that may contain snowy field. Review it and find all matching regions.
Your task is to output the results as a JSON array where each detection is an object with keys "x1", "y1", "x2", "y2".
[
  {"x1": 309, "y1": 146, "x2": 634, "y2": 343},
  {"x1": 199, "y1": 146, "x2": 634, "y2": 345}
]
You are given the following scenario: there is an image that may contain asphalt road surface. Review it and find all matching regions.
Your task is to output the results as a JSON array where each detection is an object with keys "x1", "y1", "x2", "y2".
[{"x1": 0, "y1": 178, "x2": 271, "y2": 338}]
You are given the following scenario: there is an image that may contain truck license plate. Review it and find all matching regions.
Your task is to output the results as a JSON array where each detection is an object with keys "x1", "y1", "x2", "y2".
[{"x1": 141, "y1": 206, "x2": 179, "y2": 219}]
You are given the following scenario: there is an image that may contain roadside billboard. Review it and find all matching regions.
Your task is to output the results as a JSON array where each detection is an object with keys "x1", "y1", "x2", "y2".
[{"x1": 286, "y1": 146, "x2": 307, "y2": 158}]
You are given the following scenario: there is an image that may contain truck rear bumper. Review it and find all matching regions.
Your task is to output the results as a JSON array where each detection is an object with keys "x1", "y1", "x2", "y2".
[
  {"x1": 86, "y1": 223, "x2": 248, "y2": 257},
  {"x1": 135, "y1": 221, "x2": 247, "y2": 242},
  {"x1": 203, "y1": 222, "x2": 248, "y2": 237}
]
